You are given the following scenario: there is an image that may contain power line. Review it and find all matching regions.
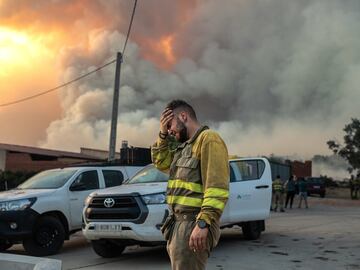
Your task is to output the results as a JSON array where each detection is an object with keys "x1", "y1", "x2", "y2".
[
  {"x1": 0, "y1": 60, "x2": 116, "y2": 107},
  {"x1": 1, "y1": 0, "x2": 138, "y2": 108},
  {"x1": 122, "y1": 0, "x2": 138, "y2": 55}
]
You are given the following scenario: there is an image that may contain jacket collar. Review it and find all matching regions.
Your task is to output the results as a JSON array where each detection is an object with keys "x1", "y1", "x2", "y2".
[{"x1": 177, "y1": 125, "x2": 209, "y2": 149}]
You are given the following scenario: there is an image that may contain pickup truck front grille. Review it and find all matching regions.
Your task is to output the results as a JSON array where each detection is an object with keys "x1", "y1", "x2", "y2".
[{"x1": 85, "y1": 194, "x2": 148, "y2": 224}]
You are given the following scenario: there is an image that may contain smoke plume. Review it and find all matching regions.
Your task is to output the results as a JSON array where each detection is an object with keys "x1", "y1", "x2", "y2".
[{"x1": 2, "y1": 0, "x2": 359, "y2": 169}]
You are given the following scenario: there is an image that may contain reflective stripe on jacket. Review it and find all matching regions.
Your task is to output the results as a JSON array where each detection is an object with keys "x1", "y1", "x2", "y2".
[
  {"x1": 151, "y1": 125, "x2": 229, "y2": 225},
  {"x1": 272, "y1": 179, "x2": 284, "y2": 192}
]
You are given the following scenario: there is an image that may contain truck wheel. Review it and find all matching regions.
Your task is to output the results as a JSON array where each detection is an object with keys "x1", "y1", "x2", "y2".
[
  {"x1": 23, "y1": 216, "x2": 65, "y2": 256},
  {"x1": 242, "y1": 221, "x2": 261, "y2": 240},
  {"x1": 91, "y1": 240, "x2": 126, "y2": 258},
  {"x1": 0, "y1": 240, "x2": 12, "y2": 251}
]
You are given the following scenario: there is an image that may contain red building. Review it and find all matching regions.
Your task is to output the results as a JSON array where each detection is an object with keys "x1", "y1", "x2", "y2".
[
  {"x1": 0, "y1": 143, "x2": 102, "y2": 173},
  {"x1": 291, "y1": 160, "x2": 312, "y2": 178}
]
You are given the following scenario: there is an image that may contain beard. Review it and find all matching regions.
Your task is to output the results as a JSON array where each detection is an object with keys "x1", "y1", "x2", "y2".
[{"x1": 176, "y1": 119, "x2": 188, "y2": 143}]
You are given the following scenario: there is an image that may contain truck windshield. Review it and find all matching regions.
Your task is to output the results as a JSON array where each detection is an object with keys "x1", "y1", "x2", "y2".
[
  {"x1": 18, "y1": 169, "x2": 77, "y2": 189},
  {"x1": 126, "y1": 165, "x2": 169, "y2": 184}
]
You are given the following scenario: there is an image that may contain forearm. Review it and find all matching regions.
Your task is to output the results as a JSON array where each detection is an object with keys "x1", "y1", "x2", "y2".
[
  {"x1": 198, "y1": 139, "x2": 230, "y2": 225},
  {"x1": 151, "y1": 138, "x2": 172, "y2": 172},
  {"x1": 197, "y1": 204, "x2": 226, "y2": 225},
  {"x1": 151, "y1": 135, "x2": 178, "y2": 172}
]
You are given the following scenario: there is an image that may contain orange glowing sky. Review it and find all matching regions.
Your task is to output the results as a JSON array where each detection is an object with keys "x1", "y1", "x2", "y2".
[
  {"x1": 0, "y1": 25, "x2": 178, "y2": 106},
  {"x1": 0, "y1": 26, "x2": 61, "y2": 145},
  {"x1": 0, "y1": 0, "x2": 193, "y2": 146},
  {"x1": 1, "y1": 0, "x2": 358, "y2": 170}
]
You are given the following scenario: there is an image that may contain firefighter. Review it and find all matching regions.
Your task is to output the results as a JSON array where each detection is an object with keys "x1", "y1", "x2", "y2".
[
  {"x1": 354, "y1": 173, "x2": 360, "y2": 200},
  {"x1": 151, "y1": 100, "x2": 229, "y2": 270},
  {"x1": 272, "y1": 175, "x2": 285, "y2": 212},
  {"x1": 350, "y1": 175, "x2": 355, "y2": 199}
]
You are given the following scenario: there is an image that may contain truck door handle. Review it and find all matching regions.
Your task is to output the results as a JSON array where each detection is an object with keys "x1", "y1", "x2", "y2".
[
  {"x1": 255, "y1": 185, "x2": 269, "y2": 189},
  {"x1": 70, "y1": 198, "x2": 78, "y2": 201}
]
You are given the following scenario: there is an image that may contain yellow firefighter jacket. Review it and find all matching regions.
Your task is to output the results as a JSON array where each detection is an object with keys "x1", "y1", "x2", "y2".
[
  {"x1": 151, "y1": 126, "x2": 229, "y2": 226},
  {"x1": 272, "y1": 178, "x2": 284, "y2": 193}
]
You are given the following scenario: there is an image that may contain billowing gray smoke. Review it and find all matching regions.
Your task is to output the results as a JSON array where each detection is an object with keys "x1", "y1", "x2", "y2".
[
  {"x1": 312, "y1": 155, "x2": 349, "y2": 180},
  {"x1": 38, "y1": 0, "x2": 360, "y2": 166}
]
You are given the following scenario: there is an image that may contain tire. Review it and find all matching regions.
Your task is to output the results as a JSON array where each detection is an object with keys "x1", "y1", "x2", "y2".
[
  {"x1": 320, "y1": 192, "x2": 325, "y2": 198},
  {"x1": 242, "y1": 221, "x2": 261, "y2": 240},
  {"x1": 91, "y1": 240, "x2": 126, "y2": 258},
  {"x1": 23, "y1": 216, "x2": 65, "y2": 256},
  {"x1": 0, "y1": 239, "x2": 12, "y2": 251}
]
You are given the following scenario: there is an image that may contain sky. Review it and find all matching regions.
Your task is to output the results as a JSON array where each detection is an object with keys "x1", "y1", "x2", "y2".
[{"x1": 0, "y1": 0, "x2": 359, "y2": 175}]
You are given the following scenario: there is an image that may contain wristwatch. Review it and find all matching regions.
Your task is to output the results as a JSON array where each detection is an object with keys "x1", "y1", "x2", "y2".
[{"x1": 197, "y1": 219, "x2": 209, "y2": 229}]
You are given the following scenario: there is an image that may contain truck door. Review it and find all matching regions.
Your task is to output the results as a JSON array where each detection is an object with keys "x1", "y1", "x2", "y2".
[
  {"x1": 69, "y1": 170, "x2": 100, "y2": 228},
  {"x1": 228, "y1": 159, "x2": 272, "y2": 222}
]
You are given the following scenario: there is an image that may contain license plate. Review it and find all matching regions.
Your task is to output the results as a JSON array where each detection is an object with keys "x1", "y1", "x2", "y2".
[
  {"x1": 314, "y1": 186, "x2": 320, "y2": 189},
  {"x1": 96, "y1": 224, "x2": 122, "y2": 232}
]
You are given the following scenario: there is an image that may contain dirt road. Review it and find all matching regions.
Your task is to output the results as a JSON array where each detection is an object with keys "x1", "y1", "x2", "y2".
[{"x1": 6, "y1": 196, "x2": 360, "y2": 270}]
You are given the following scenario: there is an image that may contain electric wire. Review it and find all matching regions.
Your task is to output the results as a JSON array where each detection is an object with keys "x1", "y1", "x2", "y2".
[
  {"x1": 0, "y1": 0, "x2": 138, "y2": 108},
  {"x1": 122, "y1": 0, "x2": 137, "y2": 55},
  {"x1": 0, "y1": 60, "x2": 116, "y2": 107}
]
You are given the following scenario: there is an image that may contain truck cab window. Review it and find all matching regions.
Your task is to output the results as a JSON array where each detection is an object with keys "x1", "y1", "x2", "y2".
[
  {"x1": 71, "y1": 170, "x2": 99, "y2": 190},
  {"x1": 103, "y1": 170, "x2": 124, "y2": 187},
  {"x1": 230, "y1": 160, "x2": 265, "y2": 181}
]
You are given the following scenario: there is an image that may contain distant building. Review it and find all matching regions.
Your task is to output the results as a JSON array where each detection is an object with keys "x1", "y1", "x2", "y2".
[
  {"x1": 0, "y1": 143, "x2": 102, "y2": 173},
  {"x1": 291, "y1": 160, "x2": 312, "y2": 178},
  {"x1": 81, "y1": 141, "x2": 151, "y2": 166},
  {"x1": 269, "y1": 160, "x2": 291, "y2": 181},
  {"x1": 268, "y1": 158, "x2": 312, "y2": 181},
  {"x1": 80, "y1": 147, "x2": 120, "y2": 160}
]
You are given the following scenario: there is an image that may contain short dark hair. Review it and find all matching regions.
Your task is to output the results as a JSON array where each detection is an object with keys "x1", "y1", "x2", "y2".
[{"x1": 166, "y1": 99, "x2": 197, "y2": 120}]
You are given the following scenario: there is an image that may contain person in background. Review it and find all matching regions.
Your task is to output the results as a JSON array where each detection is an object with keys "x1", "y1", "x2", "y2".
[
  {"x1": 350, "y1": 175, "x2": 355, "y2": 199},
  {"x1": 272, "y1": 175, "x2": 285, "y2": 212},
  {"x1": 298, "y1": 177, "x2": 309, "y2": 209},
  {"x1": 354, "y1": 173, "x2": 360, "y2": 200},
  {"x1": 285, "y1": 175, "x2": 297, "y2": 209}
]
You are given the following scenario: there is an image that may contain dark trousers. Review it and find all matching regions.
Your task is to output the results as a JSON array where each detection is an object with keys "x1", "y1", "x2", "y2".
[
  {"x1": 351, "y1": 187, "x2": 359, "y2": 199},
  {"x1": 285, "y1": 191, "x2": 295, "y2": 208},
  {"x1": 163, "y1": 213, "x2": 220, "y2": 270}
]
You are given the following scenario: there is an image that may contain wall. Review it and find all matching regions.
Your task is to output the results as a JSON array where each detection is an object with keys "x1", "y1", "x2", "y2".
[
  {"x1": 5, "y1": 152, "x2": 92, "y2": 172},
  {"x1": 80, "y1": 147, "x2": 119, "y2": 159},
  {"x1": 291, "y1": 160, "x2": 312, "y2": 178},
  {"x1": 0, "y1": 149, "x2": 5, "y2": 171}
]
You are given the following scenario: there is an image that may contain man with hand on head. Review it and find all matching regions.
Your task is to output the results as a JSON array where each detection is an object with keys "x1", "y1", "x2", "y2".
[{"x1": 151, "y1": 100, "x2": 230, "y2": 270}]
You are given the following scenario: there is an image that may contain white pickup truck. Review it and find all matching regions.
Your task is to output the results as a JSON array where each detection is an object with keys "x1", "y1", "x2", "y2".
[
  {"x1": 0, "y1": 165, "x2": 143, "y2": 256},
  {"x1": 82, "y1": 158, "x2": 272, "y2": 258}
]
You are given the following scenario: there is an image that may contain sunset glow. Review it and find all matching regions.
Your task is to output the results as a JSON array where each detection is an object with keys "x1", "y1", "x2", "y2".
[
  {"x1": 159, "y1": 35, "x2": 176, "y2": 66},
  {"x1": 0, "y1": 27, "x2": 56, "y2": 78},
  {"x1": 140, "y1": 34, "x2": 177, "y2": 70}
]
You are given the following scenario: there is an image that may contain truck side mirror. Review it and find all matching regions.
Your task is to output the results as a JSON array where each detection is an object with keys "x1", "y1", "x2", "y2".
[{"x1": 70, "y1": 182, "x2": 86, "y2": 191}]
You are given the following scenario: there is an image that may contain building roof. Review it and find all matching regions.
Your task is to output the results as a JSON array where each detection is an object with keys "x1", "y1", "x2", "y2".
[{"x1": 0, "y1": 143, "x2": 102, "y2": 160}]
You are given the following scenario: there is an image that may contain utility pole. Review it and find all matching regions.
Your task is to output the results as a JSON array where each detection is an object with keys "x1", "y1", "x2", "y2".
[{"x1": 108, "y1": 52, "x2": 123, "y2": 162}]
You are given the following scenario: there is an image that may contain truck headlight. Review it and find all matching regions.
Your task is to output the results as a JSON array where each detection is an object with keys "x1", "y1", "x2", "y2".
[
  {"x1": 84, "y1": 195, "x2": 93, "y2": 207},
  {"x1": 141, "y1": 193, "x2": 166, "y2": 205},
  {"x1": 0, "y1": 198, "x2": 36, "y2": 211}
]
